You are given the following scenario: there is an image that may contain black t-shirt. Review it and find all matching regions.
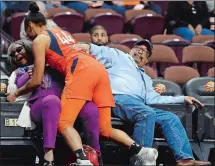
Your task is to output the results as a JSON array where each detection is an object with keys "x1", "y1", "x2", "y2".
[{"x1": 166, "y1": 1, "x2": 210, "y2": 32}]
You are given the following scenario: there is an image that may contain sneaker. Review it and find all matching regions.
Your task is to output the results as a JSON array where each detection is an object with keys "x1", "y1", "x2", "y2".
[
  {"x1": 130, "y1": 147, "x2": 158, "y2": 166},
  {"x1": 76, "y1": 159, "x2": 93, "y2": 165}
]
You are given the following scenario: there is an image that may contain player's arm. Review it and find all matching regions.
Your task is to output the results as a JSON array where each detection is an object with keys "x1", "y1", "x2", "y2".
[{"x1": 15, "y1": 35, "x2": 50, "y2": 96}]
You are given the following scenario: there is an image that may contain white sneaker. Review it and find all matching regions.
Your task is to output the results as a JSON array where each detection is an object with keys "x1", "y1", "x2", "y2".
[
  {"x1": 130, "y1": 147, "x2": 158, "y2": 166},
  {"x1": 76, "y1": 159, "x2": 93, "y2": 165}
]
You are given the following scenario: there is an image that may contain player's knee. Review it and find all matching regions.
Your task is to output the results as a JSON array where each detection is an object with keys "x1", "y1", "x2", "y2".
[
  {"x1": 58, "y1": 121, "x2": 74, "y2": 134},
  {"x1": 99, "y1": 123, "x2": 112, "y2": 137}
]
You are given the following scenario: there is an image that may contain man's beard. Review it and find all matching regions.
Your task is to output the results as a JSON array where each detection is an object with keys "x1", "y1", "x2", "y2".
[{"x1": 95, "y1": 42, "x2": 108, "y2": 46}]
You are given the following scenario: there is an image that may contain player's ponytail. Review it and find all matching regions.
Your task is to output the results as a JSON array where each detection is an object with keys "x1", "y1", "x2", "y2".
[
  {"x1": 24, "y1": 1, "x2": 46, "y2": 30},
  {"x1": 29, "y1": 1, "x2": 40, "y2": 14}
]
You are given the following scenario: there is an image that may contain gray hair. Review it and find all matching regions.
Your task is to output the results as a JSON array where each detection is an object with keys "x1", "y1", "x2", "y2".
[{"x1": 7, "y1": 39, "x2": 34, "y2": 70}]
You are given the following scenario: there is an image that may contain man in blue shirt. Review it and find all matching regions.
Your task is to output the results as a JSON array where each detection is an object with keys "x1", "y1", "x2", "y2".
[{"x1": 72, "y1": 40, "x2": 211, "y2": 166}]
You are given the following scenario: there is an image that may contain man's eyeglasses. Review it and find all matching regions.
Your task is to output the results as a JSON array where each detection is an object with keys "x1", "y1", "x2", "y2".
[
  {"x1": 10, "y1": 46, "x2": 24, "y2": 57},
  {"x1": 134, "y1": 46, "x2": 150, "y2": 59}
]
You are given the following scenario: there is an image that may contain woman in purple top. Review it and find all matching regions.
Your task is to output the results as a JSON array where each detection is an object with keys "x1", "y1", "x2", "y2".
[{"x1": 7, "y1": 39, "x2": 100, "y2": 166}]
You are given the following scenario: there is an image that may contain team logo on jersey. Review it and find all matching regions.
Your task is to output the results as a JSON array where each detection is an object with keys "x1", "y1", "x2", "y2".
[
  {"x1": 204, "y1": 81, "x2": 214, "y2": 92},
  {"x1": 154, "y1": 83, "x2": 167, "y2": 94},
  {"x1": 0, "y1": 83, "x2": 7, "y2": 92}
]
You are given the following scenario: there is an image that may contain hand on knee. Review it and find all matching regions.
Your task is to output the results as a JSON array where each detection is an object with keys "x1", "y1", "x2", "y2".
[{"x1": 99, "y1": 126, "x2": 112, "y2": 138}]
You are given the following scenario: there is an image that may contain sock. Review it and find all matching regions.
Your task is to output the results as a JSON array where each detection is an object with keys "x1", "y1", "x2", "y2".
[
  {"x1": 74, "y1": 148, "x2": 88, "y2": 160},
  {"x1": 129, "y1": 142, "x2": 142, "y2": 156}
]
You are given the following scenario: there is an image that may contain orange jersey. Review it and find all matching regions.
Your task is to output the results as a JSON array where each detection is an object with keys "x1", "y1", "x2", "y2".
[
  {"x1": 41, "y1": 28, "x2": 94, "y2": 75},
  {"x1": 40, "y1": 29, "x2": 115, "y2": 130}
]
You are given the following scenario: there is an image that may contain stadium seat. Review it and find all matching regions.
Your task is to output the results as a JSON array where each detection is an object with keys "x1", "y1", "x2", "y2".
[
  {"x1": 72, "y1": 33, "x2": 91, "y2": 42},
  {"x1": 46, "y1": 8, "x2": 78, "y2": 19},
  {"x1": 204, "y1": 40, "x2": 215, "y2": 50},
  {"x1": 142, "y1": 66, "x2": 158, "y2": 79},
  {"x1": 163, "y1": 40, "x2": 191, "y2": 64},
  {"x1": 151, "y1": 35, "x2": 191, "y2": 64},
  {"x1": 164, "y1": 66, "x2": 200, "y2": 86},
  {"x1": 208, "y1": 67, "x2": 214, "y2": 77},
  {"x1": 148, "y1": 45, "x2": 179, "y2": 77},
  {"x1": 184, "y1": 77, "x2": 215, "y2": 161},
  {"x1": 151, "y1": 34, "x2": 184, "y2": 43},
  {"x1": 0, "y1": 102, "x2": 25, "y2": 137},
  {"x1": 88, "y1": 13, "x2": 125, "y2": 35},
  {"x1": 110, "y1": 34, "x2": 142, "y2": 44},
  {"x1": 110, "y1": 34, "x2": 142, "y2": 48},
  {"x1": 131, "y1": 15, "x2": 165, "y2": 40},
  {"x1": 10, "y1": 12, "x2": 28, "y2": 40},
  {"x1": 107, "y1": 44, "x2": 130, "y2": 53},
  {"x1": 53, "y1": 12, "x2": 85, "y2": 33},
  {"x1": 184, "y1": 77, "x2": 214, "y2": 136},
  {"x1": 0, "y1": 101, "x2": 41, "y2": 165},
  {"x1": 150, "y1": 79, "x2": 197, "y2": 164},
  {"x1": 153, "y1": 1, "x2": 169, "y2": 16},
  {"x1": 85, "y1": 8, "x2": 118, "y2": 21},
  {"x1": 182, "y1": 45, "x2": 214, "y2": 76},
  {"x1": 192, "y1": 35, "x2": 215, "y2": 43},
  {"x1": 120, "y1": 38, "x2": 142, "y2": 49},
  {"x1": 125, "y1": 9, "x2": 157, "y2": 23},
  {"x1": 151, "y1": 79, "x2": 193, "y2": 138}
]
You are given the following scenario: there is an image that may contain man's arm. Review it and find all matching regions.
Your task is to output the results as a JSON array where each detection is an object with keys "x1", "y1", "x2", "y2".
[
  {"x1": 72, "y1": 43, "x2": 125, "y2": 68},
  {"x1": 144, "y1": 75, "x2": 185, "y2": 105},
  {"x1": 143, "y1": 73, "x2": 204, "y2": 107}
]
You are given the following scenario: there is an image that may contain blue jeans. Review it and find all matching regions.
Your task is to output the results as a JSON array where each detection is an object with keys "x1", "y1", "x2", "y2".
[
  {"x1": 45, "y1": 4, "x2": 68, "y2": 9},
  {"x1": 112, "y1": 94, "x2": 194, "y2": 161},
  {"x1": 175, "y1": 27, "x2": 215, "y2": 41},
  {"x1": 66, "y1": 2, "x2": 112, "y2": 14},
  {"x1": 111, "y1": 5, "x2": 127, "y2": 15}
]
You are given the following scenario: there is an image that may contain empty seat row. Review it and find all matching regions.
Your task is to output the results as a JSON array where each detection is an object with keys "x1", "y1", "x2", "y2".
[
  {"x1": 1, "y1": 32, "x2": 214, "y2": 78},
  {"x1": 10, "y1": 8, "x2": 166, "y2": 40},
  {"x1": 73, "y1": 33, "x2": 214, "y2": 49}
]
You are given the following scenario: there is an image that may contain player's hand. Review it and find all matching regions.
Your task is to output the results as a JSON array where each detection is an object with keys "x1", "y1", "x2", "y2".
[
  {"x1": 184, "y1": 96, "x2": 204, "y2": 108},
  {"x1": 72, "y1": 43, "x2": 91, "y2": 52},
  {"x1": 27, "y1": 69, "x2": 33, "y2": 78}
]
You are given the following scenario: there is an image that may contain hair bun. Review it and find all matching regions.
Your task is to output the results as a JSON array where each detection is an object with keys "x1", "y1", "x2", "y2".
[{"x1": 29, "y1": 1, "x2": 39, "y2": 13}]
